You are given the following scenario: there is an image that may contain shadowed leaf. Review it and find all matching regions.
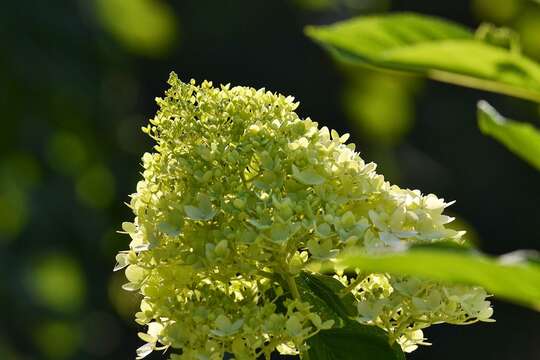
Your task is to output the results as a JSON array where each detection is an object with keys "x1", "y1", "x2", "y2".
[{"x1": 308, "y1": 320, "x2": 405, "y2": 360}]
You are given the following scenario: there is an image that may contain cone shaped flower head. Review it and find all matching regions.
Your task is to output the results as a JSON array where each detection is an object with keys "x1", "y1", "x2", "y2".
[{"x1": 116, "y1": 73, "x2": 493, "y2": 359}]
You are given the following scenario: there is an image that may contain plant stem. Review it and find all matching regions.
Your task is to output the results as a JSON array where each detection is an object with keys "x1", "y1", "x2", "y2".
[
  {"x1": 283, "y1": 273, "x2": 311, "y2": 360},
  {"x1": 339, "y1": 272, "x2": 367, "y2": 298},
  {"x1": 285, "y1": 274, "x2": 301, "y2": 300}
]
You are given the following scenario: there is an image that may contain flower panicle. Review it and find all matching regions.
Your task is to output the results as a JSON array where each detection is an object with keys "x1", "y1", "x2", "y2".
[{"x1": 116, "y1": 73, "x2": 493, "y2": 359}]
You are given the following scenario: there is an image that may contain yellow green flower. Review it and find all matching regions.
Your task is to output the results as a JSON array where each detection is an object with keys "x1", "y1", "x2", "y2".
[{"x1": 116, "y1": 73, "x2": 493, "y2": 359}]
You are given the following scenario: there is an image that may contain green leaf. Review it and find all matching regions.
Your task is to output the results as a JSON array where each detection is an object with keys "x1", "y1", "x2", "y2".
[
  {"x1": 308, "y1": 321, "x2": 405, "y2": 360},
  {"x1": 184, "y1": 205, "x2": 216, "y2": 221},
  {"x1": 299, "y1": 272, "x2": 357, "y2": 319},
  {"x1": 292, "y1": 165, "x2": 326, "y2": 185},
  {"x1": 306, "y1": 13, "x2": 540, "y2": 102},
  {"x1": 332, "y1": 246, "x2": 540, "y2": 310},
  {"x1": 184, "y1": 195, "x2": 217, "y2": 221},
  {"x1": 270, "y1": 223, "x2": 293, "y2": 243},
  {"x1": 297, "y1": 272, "x2": 403, "y2": 359},
  {"x1": 478, "y1": 100, "x2": 540, "y2": 171},
  {"x1": 296, "y1": 273, "x2": 345, "y2": 327}
]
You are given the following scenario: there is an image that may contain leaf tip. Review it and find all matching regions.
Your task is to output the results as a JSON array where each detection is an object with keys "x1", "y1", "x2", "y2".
[
  {"x1": 304, "y1": 25, "x2": 320, "y2": 39},
  {"x1": 477, "y1": 100, "x2": 505, "y2": 127}
]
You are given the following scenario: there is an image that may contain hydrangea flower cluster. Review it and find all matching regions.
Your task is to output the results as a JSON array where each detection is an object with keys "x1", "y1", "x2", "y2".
[{"x1": 116, "y1": 73, "x2": 493, "y2": 359}]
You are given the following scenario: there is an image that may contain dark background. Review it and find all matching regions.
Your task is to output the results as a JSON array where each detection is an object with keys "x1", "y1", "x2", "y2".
[{"x1": 1, "y1": 0, "x2": 539, "y2": 359}]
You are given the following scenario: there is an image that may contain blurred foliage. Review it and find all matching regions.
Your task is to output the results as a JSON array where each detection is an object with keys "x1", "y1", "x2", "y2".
[
  {"x1": 295, "y1": 0, "x2": 336, "y2": 11},
  {"x1": 108, "y1": 271, "x2": 141, "y2": 320},
  {"x1": 515, "y1": 8, "x2": 540, "y2": 60},
  {"x1": 76, "y1": 164, "x2": 116, "y2": 209},
  {"x1": 342, "y1": 68, "x2": 421, "y2": 146},
  {"x1": 0, "y1": 153, "x2": 40, "y2": 241},
  {"x1": 448, "y1": 214, "x2": 481, "y2": 247},
  {"x1": 0, "y1": 185, "x2": 29, "y2": 240},
  {"x1": 472, "y1": 0, "x2": 540, "y2": 61},
  {"x1": 46, "y1": 131, "x2": 89, "y2": 176},
  {"x1": 306, "y1": 13, "x2": 540, "y2": 102},
  {"x1": 294, "y1": 0, "x2": 390, "y2": 12},
  {"x1": 340, "y1": 67, "x2": 422, "y2": 184},
  {"x1": 26, "y1": 253, "x2": 86, "y2": 313},
  {"x1": 471, "y1": 0, "x2": 522, "y2": 24},
  {"x1": 0, "y1": 338, "x2": 19, "y2": 359},
  {"x1": 478, "y1": 101, "x2": 540, "y2": 170},
  {"x1": 94, "y1": 0, "x2": 179, "y2": 57},
  {"x1": 33, "y1": 321, "x2": 81, "y2": 359},
  {"x1": 328, "y1": 245, "x2": 540, "y2": 310},
  {"x1": 1, "y1": 0, "x2": 539, "y2": 359}
]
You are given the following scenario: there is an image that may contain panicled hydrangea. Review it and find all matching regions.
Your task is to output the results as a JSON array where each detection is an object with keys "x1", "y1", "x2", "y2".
[{"x1": 116, "y1": 73, "x2": 493, "y2": 359}]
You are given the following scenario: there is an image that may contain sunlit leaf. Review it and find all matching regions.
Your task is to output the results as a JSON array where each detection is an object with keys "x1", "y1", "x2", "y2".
[
  {"x1": 306, "y1": 13, "x2": 540, "y2": 102},
  {"x1": 478, "y1": 100, "x2": 540, "y2": 170},
  {"x1": 327, "y1": 245, "x2": 540, "y2": 310}
]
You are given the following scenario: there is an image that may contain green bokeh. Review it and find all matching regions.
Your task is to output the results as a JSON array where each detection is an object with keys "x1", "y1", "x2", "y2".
[
  {"x1": 516, "y1": 8, "x2": 540, "y2": 60},
  {"x1": 76, "y1": 164, "x2": 116, "y2": 209},
  {"x1": 471, "y1": 0, "x2": 522, "y2": 24},
  {"x1": 33, "y1": 321, "x2": 81, "y2": 359},
  {"x1": 46, "y1": 131, "x2": 89, "y2": 176},
  {"x1": 27, "y1": 253, "x2": 86, "y2": 313},
  {"x1": 108, "y1": 271, "x2": 141, "y2": 320},
  {"x1": 343, "y1": 70, "x2": 419, "y2": 146},
  {"x1": 0, "y1": 337, "x2": 19, "y2": 360},
  {"x1": 0, "y1": 186, "x2": 28, "y2": 240},
  {"x1": 294, "y1": 0, "x2": 335, "y2": 11},
  {"x1": 95, "y1": 0, "x2": 179, "y2": 56},
  {"x1": 0, "y1": 153, "x2": 40, "y2": 240},
  {"x1": 3, "y1": 153, "x2": 41, "y2": 190}
]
